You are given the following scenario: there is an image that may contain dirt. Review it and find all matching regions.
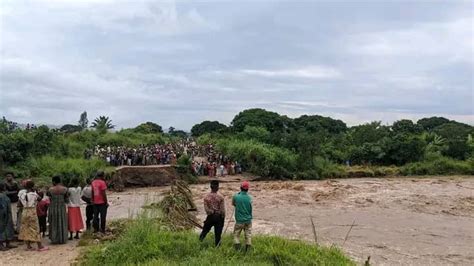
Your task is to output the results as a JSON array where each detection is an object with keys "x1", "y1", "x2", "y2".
[{"x1": 3, "y1": 176, "x2": 474, "y2": 265}]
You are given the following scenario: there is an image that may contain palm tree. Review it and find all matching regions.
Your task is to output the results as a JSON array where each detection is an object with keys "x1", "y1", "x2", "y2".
[
  {"x1": 422, "y1": 132, "x2": 446, "y2": 154},
  {"x1": 91, "y1": 116, "x2": 114, "y2": 133}
]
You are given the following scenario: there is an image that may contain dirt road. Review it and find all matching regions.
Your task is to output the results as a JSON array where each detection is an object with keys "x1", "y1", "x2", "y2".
[{"x1": 3, "y1": 176, "x2": 473, "y2": 265}]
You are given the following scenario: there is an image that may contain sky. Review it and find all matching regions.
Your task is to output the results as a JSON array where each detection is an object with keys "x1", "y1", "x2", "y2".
[{"x1": 0, "y1": 0, "x2": 473, "y2": 130}]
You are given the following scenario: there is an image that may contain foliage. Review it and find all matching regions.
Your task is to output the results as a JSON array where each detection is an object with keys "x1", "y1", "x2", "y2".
[
  {"x1": 10, "y1": 156, "x2": 107, "y2": 186},
  {"x1": 293, "y1": 115, "x2": 347, "y2": 134},
  {"x1": 401, "y1": 156, "x2": 474, "y2": 176},
  {"x1": 91, "y1": 116, "x2": 115, "y2": 134},
  {"x1": 392, "y1": 119, "x2": 422, "y2": 134},
  {"x1": 78, "y1": 111, "x2": 88, "y2": 130},
  {"x1": 2, "y1": 109, "x2": 473, "y2": 181},
  {"x1": 134, "y1": 122, "x2": 164, "y2": 134},
  {"x1": 59, "y1": 124, "x2": 83, "y2": 133},
  {"x1": 80, "y1": 214, "x2": 354, "y2": 266},
  {"x1": 417, "y1": 116, "x2": 450, "y2": 131},
  {"x1": 231, "y1": 108, "x2": 291, "y2": 132},
  {"x1": 191, "y1": 120, "x2": 228, "y2": 137},
  {"x1": 216, "y1": 138, "x2": 297, "y2": 179},
  {"x1": 240, "y1": 126, "x2": 271, "y2": 143}
]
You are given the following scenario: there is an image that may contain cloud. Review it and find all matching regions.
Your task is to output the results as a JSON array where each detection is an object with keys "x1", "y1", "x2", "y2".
[
  {"x1": 240, "y1": 66, "x2": 342, "y2": 79},
  {"x1": 0, "y1": 1, "x2": 472, "y2": 129},
  {"x1": 347, "y1": 18, "x2": 473, "y2": 63}
]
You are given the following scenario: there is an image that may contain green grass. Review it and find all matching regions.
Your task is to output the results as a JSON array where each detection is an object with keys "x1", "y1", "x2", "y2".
[
  {"x1": 400, "y1": 156, "x2": 474, "y2": 175},
  {"x1": 80, "y1": 216, "x2": 354, "y2": 266}
]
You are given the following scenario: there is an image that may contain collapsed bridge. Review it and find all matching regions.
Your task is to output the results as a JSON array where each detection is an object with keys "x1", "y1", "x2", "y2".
[{"x1": 111, "y1": 165, "x2": 178, "y2": 191}]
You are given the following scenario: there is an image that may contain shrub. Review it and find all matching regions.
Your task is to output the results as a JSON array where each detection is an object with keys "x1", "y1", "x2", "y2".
[
  {"x1": 401, "y1": 156, "x2": 474, "y2": 175},
  {"x1": 346, "y1": 166, "x2": 375, "y2": 178},
  {"x1": 216, "y1": 138, "x2": 297, "y2": 179},
  {"x1": 312, "y1": 157, "x2": 347, "y2": 179},
  {"x1": 13, "y1": 156, "x2": 107, "y2": 186}
]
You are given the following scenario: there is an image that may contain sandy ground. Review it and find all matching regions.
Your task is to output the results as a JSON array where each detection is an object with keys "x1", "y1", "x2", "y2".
[{"x1": 2, "y1": 176, "x2": 473, "y2": 265}]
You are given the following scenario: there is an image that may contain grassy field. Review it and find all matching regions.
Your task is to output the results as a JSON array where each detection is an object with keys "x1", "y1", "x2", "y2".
[{"x1": 80, "y1": 216, "x2": 354, "y2": 266}]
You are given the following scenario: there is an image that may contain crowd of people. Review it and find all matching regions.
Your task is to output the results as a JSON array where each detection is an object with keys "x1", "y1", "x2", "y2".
[
  {"x1": 91, "y1": 141, "x2": 244, "y2": 177},
  {"x1": 0, "y1": 172, "x2": 109, "y2": 251},
  {"x1": 1, "y1": 172, "x2": 254, "y2": 254}
]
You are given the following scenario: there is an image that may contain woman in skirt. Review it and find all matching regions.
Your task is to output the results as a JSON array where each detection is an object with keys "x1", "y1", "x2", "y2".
[
  {"x1": 67, "y1": 178, "x2": 84, "y2": 240},
  {"x1": 18, "y1": 180, "x2": 48, "y2": 251}
]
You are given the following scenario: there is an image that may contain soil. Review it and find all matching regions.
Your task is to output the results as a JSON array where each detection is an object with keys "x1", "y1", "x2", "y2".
[{"x1": 3, "y1": 176, "x2": 474, "y2": 265}]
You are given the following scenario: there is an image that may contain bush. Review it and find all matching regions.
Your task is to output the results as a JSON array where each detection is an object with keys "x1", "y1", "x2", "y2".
[
  {"x1": 312, "y1": 157, "x2": 347, "y2": 179},
  {"x1": 80, "y1": 215, "x2": 354, "y2": 266},
  {"x1": 12, "y1": 156, "x2": 107, "y2": 186},
  {"x1": 216, "y1": 138, "x2": 297, "y2": 179},
  {"x1": 401, "y1": 156, "x2": 474, "y2": 175}
]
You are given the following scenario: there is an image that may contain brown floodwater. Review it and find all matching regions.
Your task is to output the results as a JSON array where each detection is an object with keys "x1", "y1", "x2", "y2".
[{"x1": 3, "y1": 176, "x2": 473, "y2": 265}]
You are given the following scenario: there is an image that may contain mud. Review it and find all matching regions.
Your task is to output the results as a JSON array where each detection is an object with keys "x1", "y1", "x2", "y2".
[{"x1": 3, "y1": 176, "x2": 473, "y2": 265}]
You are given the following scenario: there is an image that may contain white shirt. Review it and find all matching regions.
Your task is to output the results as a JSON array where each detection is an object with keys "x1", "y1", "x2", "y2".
[
  {"x1": 68, "y1": 187, "x2": 82, "y2": 207},
  {"x1": 19, "y1": 191, "x2": 39, "y2": 208},
  {"x1": 81, "y1": 185, "x2": 92, "y2": 199}
]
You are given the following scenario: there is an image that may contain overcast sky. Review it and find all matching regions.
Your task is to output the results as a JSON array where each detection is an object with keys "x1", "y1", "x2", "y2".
[{"x1": 1, "y1": 0, "x2": 473, "y2": 130}]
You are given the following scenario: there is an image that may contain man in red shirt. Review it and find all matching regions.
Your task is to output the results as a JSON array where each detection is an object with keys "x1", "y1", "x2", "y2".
[{"x1": 91, "y1": 171, "x2": 108, "y2": 233}]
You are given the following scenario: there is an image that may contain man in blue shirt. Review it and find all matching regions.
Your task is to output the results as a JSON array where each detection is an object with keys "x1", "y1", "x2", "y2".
[{"x1": 232, "y1": 181, "x2": 253, "y2": 252}]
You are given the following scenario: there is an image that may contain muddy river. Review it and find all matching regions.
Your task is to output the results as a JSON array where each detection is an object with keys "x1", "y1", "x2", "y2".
[{"x1": 3, "y1": 176, "x2": 473, "y2": 265}]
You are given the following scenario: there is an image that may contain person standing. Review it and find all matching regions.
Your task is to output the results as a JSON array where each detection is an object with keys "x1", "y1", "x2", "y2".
[
  {"x1": 67, "y1": 178, "x2": 84, "y2": 240},
  {"x1": 16, "y1": 180, "x2": 28, "y2": 234},
  {"x1": 199, "y1": 180, "x2": 226, "y2": 247},
  {"x1": 81, "y1": 178, "x2": 94, "y2": 230},
  {"x1": 4, "y1": 173, "x2": 19, "y2": 233},
  {"x1": 232, "y1": 181, "x2": 253, "y2": 252},
  {"x1": 36, "y1": 191, "x2": 49, "y2": 237},
  {"x1": 48, "y1": 175, "x2": 68, "y2": 244},
  {"x1": 18, "y1": 180, "x2": 48, "y2": 251},
  {"x1": 92, "y1": 171, "x2": 108, "y2": 234},
  {"x1": 0, "y1": 182, "x2": 16, "y2": 251}
]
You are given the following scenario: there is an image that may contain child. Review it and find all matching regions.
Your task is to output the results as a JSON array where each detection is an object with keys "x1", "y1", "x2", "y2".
[
  {"x1": 0, "y1": 182, "x2": 16, "y2": 251},
  {"x1": 67, "y1": 178, "x2": 84, "y2": 240},
  {"x1": 36, "y1": 191, "x2": 50, "y2": 237},
  {"x1": 18, "y1": 180, "x2": 48, "y2": 251}
]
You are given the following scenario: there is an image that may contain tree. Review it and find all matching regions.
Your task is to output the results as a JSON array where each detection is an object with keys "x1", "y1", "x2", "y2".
[
  {"x1": 32, "y1": 125, "x2": 56, "y2": 155},
  {"x1": 78, "y1": 111, "x2": 88, "y2": 130},
  {"x1": 433, "y1": 122, "x2": 473, "y2": 159},
  {"x1": 191, "y1": 121, "x2": 228, "y2": 137},
  {"x1": 293, "y1": 115, "x2": 347, "y2": 134},
  {"x1": 91, "y1": 116, "x2": 114, "y2": 134},
  {"x1": 392, "y1": 119, "x2": 422, "y2": 134},
  {"x1": 381, "y1": 134, "x2": 426, "y2": 165},
  {"x1": 349, "y1": 121, "x2": 390, "y2": 146},
  {"x1": 60, "y1": 124, "x2": 82, "y2": 133},
  {"x1": 241, "y1": 126, "x2": 271, "y2": 143},
  {"x1": 134, "y1": 122, "x2": 163, "y2": 134},
  {"x1": 231, "y1": 108, "x2": 290, "y2": 132},
  {"x1": 417, "y1": 117, "x2": 450, "y2": 131}
]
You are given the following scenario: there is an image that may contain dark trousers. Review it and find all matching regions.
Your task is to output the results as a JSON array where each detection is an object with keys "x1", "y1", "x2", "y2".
[
  {"x1": 93, "y1": 204, "x2": 108, "y2": 233},
  {"x1": 85, "y1": 205, "x2": 94, "y2": 230},
  {"x1": 38, "y1": 216, "x2": 47, "y2": 235},
  {"x1": 199, "y1": 214, "x2": 225, "y2": 246}
]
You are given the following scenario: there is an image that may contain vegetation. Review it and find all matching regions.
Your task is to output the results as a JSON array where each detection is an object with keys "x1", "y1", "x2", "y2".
[
  {"x1": 81, "y1": 203, "x2": 353, "y2": 266},
  {"x1": 1, "y1": 109, "x2": 473, "y2": 182}
]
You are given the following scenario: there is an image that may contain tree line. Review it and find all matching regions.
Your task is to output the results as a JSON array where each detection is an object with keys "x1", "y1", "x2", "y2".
[{"x1": 1, "y1": 108, "x2": 473, "y2": 181}]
